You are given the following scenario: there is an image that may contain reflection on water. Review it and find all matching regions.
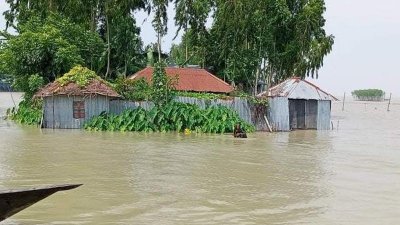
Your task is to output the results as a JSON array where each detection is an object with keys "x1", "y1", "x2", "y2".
[{"x1": 0, "y1": 92, "x2": 400, "y2": 224}]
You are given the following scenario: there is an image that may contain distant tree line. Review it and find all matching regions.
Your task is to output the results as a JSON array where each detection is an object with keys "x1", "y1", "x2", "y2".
[{"x1": 352, "y1": 89, "x2": 385, "y2": 101}]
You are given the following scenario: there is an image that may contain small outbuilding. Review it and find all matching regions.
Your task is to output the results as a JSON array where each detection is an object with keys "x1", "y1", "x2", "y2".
[
  {"x1": 129, "y1": 67, "x2": 233, "y2": 93},
  {"x1": 259, "y1": 77, "x2": 338, "y2": 131},
  {"x1": 34, "y1": 66, "x2": 120, "y2": 129}
]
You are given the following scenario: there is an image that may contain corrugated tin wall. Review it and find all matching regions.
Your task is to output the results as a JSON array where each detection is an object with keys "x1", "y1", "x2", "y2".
[
  {"x1": 317, "y1": 100, "x2": 331, "y2": 130},
  {"x1": 110, "y1": 96, "x2": 254, "y2": 126},
  {"x1": 43, "y1": 95, "x2": 109, "y2": 129},
  {"x1": 109, "y1": 100, "x2": 154, "y2": 114},
  {"x1": 267, "y1": 97, "x2": 290, "y2": 131},
  {"x1": 269, "y1": 97, "x2": 332, "y2": 131},
  {"x1": 305, "y1": 100, "x2": 318, "y2": 129}
]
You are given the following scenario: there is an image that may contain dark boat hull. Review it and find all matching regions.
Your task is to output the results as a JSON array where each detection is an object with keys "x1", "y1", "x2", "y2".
[{"x1": 0, "y1": 184, "x2": 82, "y2": 221}]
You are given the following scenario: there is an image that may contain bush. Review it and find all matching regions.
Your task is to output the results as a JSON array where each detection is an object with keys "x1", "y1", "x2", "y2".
[
  {"x1": 7, "y1": 99, "x2": 42, "y2": 125},
  {"x1": 176, "y1": 91, "x2": 233, "y2": 100},
  {"x1": 84, "y1": 102, "x2": 254, "y2": 133},
  {"x1": 57, "y1": 65, "x2": 99, "y2": 87},
  {"x1": 114, "y1": 77, "x2": 152, "y2": 101}
]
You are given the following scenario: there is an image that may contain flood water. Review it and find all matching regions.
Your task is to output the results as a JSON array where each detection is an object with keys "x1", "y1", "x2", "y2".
[{"x1": 1, "y1": 92, "x2": 400, "y2": 225}]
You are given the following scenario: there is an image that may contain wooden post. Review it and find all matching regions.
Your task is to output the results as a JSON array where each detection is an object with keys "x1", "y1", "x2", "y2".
[
  {"x1": 7, "y1": 85, "x2": 16, "y2": 108},
  {"x1": 264, "y1": 115, "x2": 273, "y2": 132},
  {"x1": 342, "y1": 92, "x2": 346, "y2": 111},
  {"x1": 387, "y1": 93, "x2": 392, "y2": 111}
]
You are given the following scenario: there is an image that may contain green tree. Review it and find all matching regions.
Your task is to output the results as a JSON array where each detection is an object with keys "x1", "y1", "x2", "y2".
[
  {"x1": 352, "y1": 89, "x2": 385, "y2": 101},
  {"x1": 152, "y1": 62, "x2": 174, "y2": 106},
  {"x1": 4, "y1": 0, "x2": 147, "y2": 79},
  {"x1": 173, "y1": 0, "x2": 212, "y2": 64},
  {"x1": 171, "y1": 0, "x2": 334, "y2": 94},
  {"x1": 169, "y1": 29, "x2": 209, "y2": 66},
  {"x1": 151, "y1": 0, "x2": 169, "y2": 61},
  {"x1": 0, "y1": 15, "x2": 104, "y2": 93}
]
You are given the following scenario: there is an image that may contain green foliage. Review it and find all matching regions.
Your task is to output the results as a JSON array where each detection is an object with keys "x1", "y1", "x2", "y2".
[
  {"x1": 26, "y1": 74, "x2": 44, "y2": 99},
  {"x1": 57, "y1": 65, "x2": 99, "y2": 87},
  {"x1": 175, "y1": 91, "x2": 268, "y2": 106},
  {"x1": 84, "y1": 102, "x2": 255, "y2": 133},
  {"x1": 0, "y1": 14, "x2": 105, "y2": 93},
  {"x1": 7, "y1": 99, "x2": 42, "y2": 125},
  {"x1": 3, "y1": 0, "x2": 334, "y2": 95},
  {"x1": 20, "y1": 14, "x2": 105, "y2": 72},
  {"x1": 247, "y1": 96, "x2": 268, "y2": 106},
  {"x1": 152, "y1": 62, "x2": 175, "y2": 106},
  {"x1": 114, "y1": 77, "x2": 152, "y2": 101},
  {"x1": 176, "y1": 91, "x2": 232, "y2": 100},
  {"x1": 3, "y1": 2, "x2": 145, "y2": 80},
  {"x1": 352, "y1": 89, "x2": 385, "y2": 101},
  {"x1": 169, "y1": 29, "x2": 208, "y2": 67},
  {"x1": 169, "y1": 0, "x2": 334, "y2": 94},
  {"x1": 151, "y1": 0, "x2": 169, "y2": 39}
]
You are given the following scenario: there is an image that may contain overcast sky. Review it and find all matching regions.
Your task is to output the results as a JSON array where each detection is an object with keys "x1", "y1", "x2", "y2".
[{"x1": 1, "y1": 0, "x2": 399, "y2": 96}]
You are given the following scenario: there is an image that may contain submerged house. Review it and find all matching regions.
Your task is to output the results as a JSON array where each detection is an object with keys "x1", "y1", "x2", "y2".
[
  {"x1": 35, "y1": 67, "x2": 120, "y2": 129},
  {"x1": 129, "y1": 67, "x2": 233, "y2": 93},
  {"x1": 259, "y1": 77, "x2": 338, "y2": 131}
]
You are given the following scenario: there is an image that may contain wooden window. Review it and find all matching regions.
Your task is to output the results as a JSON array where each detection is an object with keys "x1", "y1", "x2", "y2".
[{"x1": 73, "y1": 101, "x2": 85, "y2": 119}]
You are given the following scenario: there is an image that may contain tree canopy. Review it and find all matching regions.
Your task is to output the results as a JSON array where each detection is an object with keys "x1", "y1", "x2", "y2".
[
  {"x1": 352, "y1": 89, "x2": 385, "y2": 101},
  {"x1": 1, "y1": 0, "x2": 334, "y2": 95}
]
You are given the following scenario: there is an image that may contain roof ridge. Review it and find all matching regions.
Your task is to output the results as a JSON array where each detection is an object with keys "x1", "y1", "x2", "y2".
[{"x1": 301, "y1": 79, "x2": 338, "y2": 100}]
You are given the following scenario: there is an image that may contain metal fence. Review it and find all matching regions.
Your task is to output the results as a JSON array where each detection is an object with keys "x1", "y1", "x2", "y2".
[{"x1": 109, "y1": 96, "x2": 267, "y2": 131}]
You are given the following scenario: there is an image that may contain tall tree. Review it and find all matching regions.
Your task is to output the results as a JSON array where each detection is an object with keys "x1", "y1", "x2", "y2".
[
  {"x1": 173, "y1": 0, "x2": 212, "y2": 63},
  {"x1": 203, "y1": 0, "x2": 333, "y2": 93},
  {"x1": 151, "y1": 0, "x2": 169, "y2": 61},
  {"x1": 4, "y1": 0, "x2": 148, "y2": 79},
  {"x1": 0, "y1": 15, "x2": 105, "y2": 93}
]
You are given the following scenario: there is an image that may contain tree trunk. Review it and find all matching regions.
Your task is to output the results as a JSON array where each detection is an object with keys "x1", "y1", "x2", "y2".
[
  {"x1": 254, "y1": 67, "x2": 259, "y2": 96},
  {"x1": 185, "y1": 42, "x2": 188, "y2": 62},
  {"x1": 124, "y1": 57, "x2": 128, "y2": 78},
  {"x1": 105, "y1": 13, "x2": 111, "y2": 79},
  {"x1": 49, "y1": 0, "x2": 53, "y2": 12},
  {"x1": 90, "y1": 3, "x2": 96, "y2": 32},
  {"x1": 157, "y1": 32, "x2": 161, "y2": 62}
]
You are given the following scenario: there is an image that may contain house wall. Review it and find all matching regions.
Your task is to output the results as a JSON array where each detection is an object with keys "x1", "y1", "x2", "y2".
[
  {"x1": 305, "y1": 100, "x2": 318, "y2": 129},
  {"x1": 43, "y1": 95, "x2": 109, "y2": 129},
  {"x1": 317, "y1": 100, "x2": 331, "y2": 130},
  {"x1": 269, "y1": 98, "x2": 331, "y2": 131},
  {"x1": 267, "y1": 97, "x2": 290, "y2": 131}
]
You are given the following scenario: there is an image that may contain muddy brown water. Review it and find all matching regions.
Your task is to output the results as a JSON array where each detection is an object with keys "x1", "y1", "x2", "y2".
[{"x1": 0, "y1": 92, "x2": 400, "y2": 225}]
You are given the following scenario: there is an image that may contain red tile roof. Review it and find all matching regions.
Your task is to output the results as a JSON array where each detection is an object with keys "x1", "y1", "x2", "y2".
[{"x1": 129, "y1": 67, "x2": 234, "y2": 93}]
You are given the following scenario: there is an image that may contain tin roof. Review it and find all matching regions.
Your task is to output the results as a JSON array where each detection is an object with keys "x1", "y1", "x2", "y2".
[
  {"x1": 129, "y1": 67, "x2": 234, "y2": 93},
  {"x1": 258, "y1": 77, "x2": 338, "y2": 100}
]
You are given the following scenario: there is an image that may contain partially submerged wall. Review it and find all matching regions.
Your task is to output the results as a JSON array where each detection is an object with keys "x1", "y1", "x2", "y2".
[
  {"x1": 43, "y1": 95, "x2": 109, "y2": 129},
  {"x1": 110, "y1": 96, "x2": 267, "y2": 131},
  {"x1": 267, "y1": 97, "x2": 290, "y2": 131}
]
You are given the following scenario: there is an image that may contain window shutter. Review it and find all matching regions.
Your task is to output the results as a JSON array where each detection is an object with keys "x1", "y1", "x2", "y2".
[{"x1": 73, "y1": 101, "x2": 85, "y2": 119}]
